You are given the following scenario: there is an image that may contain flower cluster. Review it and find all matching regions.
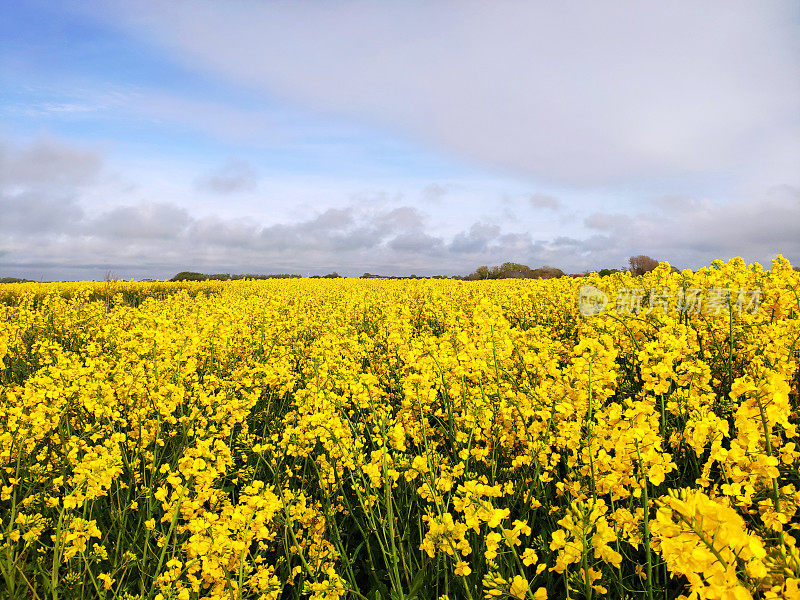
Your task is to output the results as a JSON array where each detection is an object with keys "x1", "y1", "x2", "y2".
[{"x1": 0, "y1": 255, "x2": 798, "y2": 600}]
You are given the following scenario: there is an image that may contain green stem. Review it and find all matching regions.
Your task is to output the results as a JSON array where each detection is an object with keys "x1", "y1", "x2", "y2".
[
  {"x1": 635, "y1": 442, "x2": 654, "y2": 600},
  {"x1": 149, "y1": 483, "x2": 186, "y2": 599}
]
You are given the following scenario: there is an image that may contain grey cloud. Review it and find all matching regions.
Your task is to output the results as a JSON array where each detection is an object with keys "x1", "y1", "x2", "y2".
[
  {"x1": 301, "y1": 207, "x2": 353, "y2": 231},
  {"x1": 672, "y1": 191, "x2": 800, "y2": 253},
  {"x1": 552, "y1": 236, "x2": 599, "y2": 251},
  {"x1": 374, "y1": 206, "x2": 425, "y2": 231},
  {"x1": 584, "y1": 212, "x2": 628, "y2": 231},
  {"x1": 0, "y1": 138, "x2": 103, "y2": 189},
  {"x1": 529, "y1": 194, "x2": 560, "y2": 211},
  {"x1": 387, "y1": 231, "x2": 443, "y2": 255},
  {"x1": 329, "y1": 226, "x2": 386, "y2": 252},
  {"x1": 2, "y1": 134, "x2": 797, "y2": 277},
  {"x1": 257, "y1": 208, "x2": 378, "y2": 253},
  {"x1": 189, "y1": 217, "x2": 261, "y2": 248},
  {"x1": 4, "y1": 185, "x2": 797, "y2": 279},
  {"x1": 575, "y1": 235, "x2": 613, "y2": 253},
  {"x1": 254, "y1": 206, "x2": 427, "y2": 253},
  {"x1": 650, "y1": 195, "x2": 699, "y2": 212},
  {"x1": 573, "y1": 187, "x2": 800, "y2": 268},
  {"x1": 156, "y1": 202, "x2": 434, "y2": 258},
  {"x1": 107, "y1": 1, "x2": 800, "y2": 188},
  {"x1": 422, "y1": 183, "x2": 447, "y2": 203},
  {"x1": 0, "y1": 192, "x2": 85, "y2": 234},
  {"x1": 4, "y1": 192, "x2": 797, "y2": 278},
  {"x1": 91, "y1": 202, "x2": 191, "y2": 240},
  {"x1": 449, "y1": 222, "x2": 501, "y2": 254},
  {"x1": 196, "y1": 160, "x2": 258, "y2": 194},
  {"x1": 0, "y1": 138, "x2": 104, "y2": 237},
  {"x1": 495, "y1": 232, "x2": 535, "y2": 251}
]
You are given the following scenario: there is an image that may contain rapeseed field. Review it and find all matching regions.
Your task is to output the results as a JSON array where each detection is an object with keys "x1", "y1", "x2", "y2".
[{"x1": 1, "y1": 257, "x2": 798, "y2": 600}]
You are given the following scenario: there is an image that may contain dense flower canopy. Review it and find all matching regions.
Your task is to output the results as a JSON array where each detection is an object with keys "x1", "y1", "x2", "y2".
[{"x1": 0, "y1": 256, "x2": 798, "y2": 600}]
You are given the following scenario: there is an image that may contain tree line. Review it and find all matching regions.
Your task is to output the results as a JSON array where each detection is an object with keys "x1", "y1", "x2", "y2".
[
  {"x1": 0, "y1": 256, "x2": 667, "y2": 284},
  {"x1": 169, "y1": 272, "x2": 302, "y2": 282}
]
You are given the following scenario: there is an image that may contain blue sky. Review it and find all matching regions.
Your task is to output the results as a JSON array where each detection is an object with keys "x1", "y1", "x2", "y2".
[
  {"x1": 0, "y1": 1, "x2": 463, "y2": 178},
  {"x1": 1, "y1": 1, "x2": 799, "y2": 280}
]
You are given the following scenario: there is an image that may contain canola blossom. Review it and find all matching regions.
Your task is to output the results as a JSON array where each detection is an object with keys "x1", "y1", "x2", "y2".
[{"x1": 0, "y1": 256, "x2": 798, "y2": 600}]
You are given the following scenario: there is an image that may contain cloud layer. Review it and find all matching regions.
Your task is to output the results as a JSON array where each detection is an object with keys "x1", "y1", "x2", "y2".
[
  {"x1": 107, "y1": 1, "x2": 800, "y2": 189},
  {"x1": 2, "y1": 3, "x2": 799, "y2": 279},
  {"x1": 2, "y1": 137, "x2": 798, "y2": 280},
  {"x1": 196, "y1": 160, "x2": 258, "y2": 194}
]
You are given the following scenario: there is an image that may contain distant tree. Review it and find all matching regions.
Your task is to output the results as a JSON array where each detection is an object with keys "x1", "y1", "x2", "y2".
[
  {"x1": 500, "y1": 262, "x2": 532, "y2": 275},
  {"x1": 170, "y1": 271, "x2": 207, "y2": 282},
  {"x1": 629, "y1": 255, "x2": 659, "y2": 276},
  {"x1": 531, "y1": 266, "x2": 564, "y2": 279},
  {"x1": 597, "y1": 268, "x2": 621, "y2": 277},
  {"x1": 322, "y1": 272, "x2": 341, "y2": 278},
  {"x1": 464, "y1": 262, "x2": 568, "y2": 280},
  {"x1": 500, "y1": 262, "x2": 522, "y2": 271},
  {"x1": 261, "y1": 274, "x2": 301, "y2": 279}
]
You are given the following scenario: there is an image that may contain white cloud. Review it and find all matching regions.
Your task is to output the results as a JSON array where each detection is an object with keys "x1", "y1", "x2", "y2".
[
  {"x1": 102, "y1": 1, "x2": 800, "y2": 189},
  {"x1": 529, "y1": 194, "x2": 561, "y2": 211},
  {"x1": 196, "y1": 160, "x2": 258, "y2": 194},
  {"x1": 0, "y1": 136, "x2": 103, "y2": 188},
  {"x1": 1, "y1": 136, "x2": 797, "y2": 280},
  {"x1": 422, "y1": 183, "x2": 447, "y2": 203},
  {"x1": 92, "y1": 202, "x2": 191, "y2": 239},
  {"x1": 581, "y1": 186, "x2": 800, "y2": 267}
]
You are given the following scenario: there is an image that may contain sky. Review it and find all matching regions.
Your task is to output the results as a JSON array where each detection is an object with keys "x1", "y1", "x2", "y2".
[{"x1": 1, "y1": 1, "x2": 799, "y2": 280}]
